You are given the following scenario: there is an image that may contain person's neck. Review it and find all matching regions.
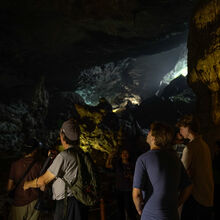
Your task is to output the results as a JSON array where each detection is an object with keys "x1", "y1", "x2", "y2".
[
  {"x1": 122, "y1": 159, "x2": 129, "y2": 164},
  {"x1": 188, "y1": 133, "x2": 195, "y2": 142},
  {"x1": 150, "y1": 144, "x2": 160, "y2": 150},
  {"x1": 63, "y1": 143, "x2": 70, "y2": 150}
]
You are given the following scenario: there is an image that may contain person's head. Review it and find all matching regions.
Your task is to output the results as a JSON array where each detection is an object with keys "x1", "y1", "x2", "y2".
[
  {"x1": 172, "y1": 130, "x2": 184, "y2": 144},
  {"x1": 120, "y1": 149, "x2": 130, "y2": 161},
  {"x1": 176, "y1": 132, "x2": 183, "y2": 140},
  {"x1": 23, "y1": 138, "x2": 40, "y2": 156},
  {"x1": 147, "y1": 122, "x2": 174, "y2": 149},
  {"x1": 60, "y1": 119, "x2": 80, "y2": 148},
  {"x1": 176, "y1": 115, "x2": 199, "y2": 140}
]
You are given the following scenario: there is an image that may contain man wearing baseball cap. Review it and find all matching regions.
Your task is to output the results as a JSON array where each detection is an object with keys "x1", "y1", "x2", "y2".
[{"x1": 23, "y1": 119, "x2": 88, "y2": 220}]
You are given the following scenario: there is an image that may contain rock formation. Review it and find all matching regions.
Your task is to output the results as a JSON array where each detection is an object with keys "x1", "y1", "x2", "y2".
[
  {"x1": 188, "y1": 0, "x2": 220, "y2": 126},
  {"x1": 67, "y1": 101, "x2": 145, "y2": 165},
  {"x1": 187, "y1": 0, "x2": 220, "y2": 155}
]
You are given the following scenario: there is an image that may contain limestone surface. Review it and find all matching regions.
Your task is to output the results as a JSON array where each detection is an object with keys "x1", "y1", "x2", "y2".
[{"x1": 188, "y1": 0, "x2": 220, "y2": 125}]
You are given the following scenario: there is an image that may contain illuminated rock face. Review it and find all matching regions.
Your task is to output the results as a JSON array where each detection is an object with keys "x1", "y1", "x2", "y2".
[
  {"x1": 73, "y1": 103, "x2": 144, "y2": 165},
  {"x1": 75, "y1": 104, "x2": 119, "y2": 153},
  {"x1": 188, "y1": 0, "x2": 220, "y2": 125}
]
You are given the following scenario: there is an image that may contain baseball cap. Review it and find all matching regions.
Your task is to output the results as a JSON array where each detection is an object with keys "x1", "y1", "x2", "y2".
[{"x1": 60, "y1": 119, "x2": 79, "y2": 141}]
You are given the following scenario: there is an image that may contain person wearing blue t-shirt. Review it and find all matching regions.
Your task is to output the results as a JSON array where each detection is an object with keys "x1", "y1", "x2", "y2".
[{"x1": 132, "y1": 122, "x2": 192, "y2": 220}]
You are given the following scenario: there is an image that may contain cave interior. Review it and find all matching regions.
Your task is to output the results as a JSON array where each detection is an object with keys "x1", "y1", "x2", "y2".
[{"x1": 0, "y1": 0, "x2": 220, "y2": 219}]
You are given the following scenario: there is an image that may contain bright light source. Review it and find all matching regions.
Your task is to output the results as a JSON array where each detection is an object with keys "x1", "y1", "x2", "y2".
[{"x1": 161, "y1": 47, "x2": 187, "y2": 85}]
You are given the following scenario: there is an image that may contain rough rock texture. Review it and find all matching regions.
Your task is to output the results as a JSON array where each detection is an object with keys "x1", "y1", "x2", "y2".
[
  {"x1": 188, "y1": 0, "x2": 220, "y2": 126},
  {"x1": 134, "y1": 75, "x2": 196, "y2": 128},
  {"x1": 0, "y1": 77, "x2": 146, "y2": 165},
  {"x1": 0, "y1": 0, "x2": 199, "y2": 160},
  {"x1": 68, "y1": 102, "x2": 145, "y2": 165},
  {"x1": 0, "y1": 77, "x2": 49, "y2": 150},
  {"x1": 187, "y1": 0, "x2": 220, "y2": 155}
]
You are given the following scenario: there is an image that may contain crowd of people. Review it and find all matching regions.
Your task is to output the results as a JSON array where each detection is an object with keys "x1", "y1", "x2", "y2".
[{"x1": 6, "y1": 114, "x2": 218, "y2": 220}]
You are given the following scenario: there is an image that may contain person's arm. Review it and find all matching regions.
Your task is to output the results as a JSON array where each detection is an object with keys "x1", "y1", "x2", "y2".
[
  {"x1": 178, "y1": 184, "x2": 193, "y2": 207},
  {"x1": 105, "y1": 152, "x2": 116, "y2": 169},
  {"x1": 132, "y1": 156, "x2": 147, "y2": 216},
  {"x1": 181, "y1": 147, "x2": 193, "y2": 177},
  {"x1": 24, "y1": 152, "x2": 64, "y2": 190},
  {"x1": 7, "y1": 179, "x2": 14, "y2": 192},
  {"x1": 7, "y1": 162, "x2": 15, "y2": 192},
  {"x1": 23, "y1": 170, "x2": 55, "y2": 190},
  {"x1": 132, "y1": 188, "x2": 144, "y2": 215},
  {"x1": 178, "y1": 159, "x2": 193, "y2": 207}
]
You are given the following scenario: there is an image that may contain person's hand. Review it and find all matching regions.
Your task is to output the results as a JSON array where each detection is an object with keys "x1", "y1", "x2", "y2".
[
  {"x1": 40, "y1": 185, "x2": 46, "y2": 191},
  {"x1": 48, "y1": 149, "x2": 58, "y2": 159},
  {"x1": 23, "y1": 181, "x2": 29, "y2": 191},
  {"x1": 108, "y1": 151, "x2": 116, "y2": 159},
  {"x1": 137, "y1": 209, "x2": 142, "y2": 216},
  {"x1": 106, "y1": 151, "x2": 117, "y2": 169},
  {"x1": 136, "y1": 202, "x2": 143, "y2": 216}
]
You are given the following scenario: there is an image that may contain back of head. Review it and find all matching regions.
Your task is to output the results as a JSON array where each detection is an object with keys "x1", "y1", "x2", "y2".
[
  {"x1": 24, "y1": 138, "x2": 39, "y2": 155},
  {"x1": 60, "y1": 118, "x2": 80, "y2": 145},
  {"x1": 176, "y1": 114, "x2": 200, "y2": 134},
  {"x1": 150, "y1": 122, "x2": 174, "y2": 149}
]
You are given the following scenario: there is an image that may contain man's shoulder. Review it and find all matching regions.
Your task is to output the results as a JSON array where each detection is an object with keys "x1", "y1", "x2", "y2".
[
  {"x1": 189, "y1": 135, "x2": 208, "y2": 148},
  {"x1": 60, "y1": 148, "x2": 78, "y2": 159},
  {"x1": 11, "y1": 157, "x2": 24, "y2": 166}
]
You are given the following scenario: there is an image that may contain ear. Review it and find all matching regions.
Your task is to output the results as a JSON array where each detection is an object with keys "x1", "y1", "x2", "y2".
[{"x1": 60, "y1": 132, "x2": 64, "y2": 142}]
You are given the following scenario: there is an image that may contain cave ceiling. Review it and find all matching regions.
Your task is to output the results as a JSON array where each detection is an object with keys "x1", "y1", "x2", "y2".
[
  {"x1": 0, "y1": 0, "x2": 201, "y2": 155},
  {"x1": 0, "y1": 0, "x2": 196, "y2": 92}
]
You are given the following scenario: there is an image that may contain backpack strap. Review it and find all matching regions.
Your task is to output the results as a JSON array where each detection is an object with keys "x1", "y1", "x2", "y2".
[
  {"x1": 61, "y1": 149, "x2": 79, "y2": 219},
  {"x1": 10, "y1": 159, "x2": 37, "y2": 195},
  {"x1": 63, "y1": 179, "x2": 68, "y2": 220}
]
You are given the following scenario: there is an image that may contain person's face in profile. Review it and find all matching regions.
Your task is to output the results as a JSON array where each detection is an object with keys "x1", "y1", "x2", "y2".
[
  {"x1": 146, "y1": 130, "x2": 154, "y2": 146},
  {"x1": 179, "y1": 126, "x2": 190, "y2": 139},
  {"x1": 176, "y1": 132, "x2": 183, "y2": 140}
]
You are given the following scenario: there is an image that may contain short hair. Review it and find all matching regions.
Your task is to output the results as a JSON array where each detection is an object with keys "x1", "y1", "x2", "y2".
[
  {"x1": 150, "y1": 122, "x2": 174, "y2": 149},
  {"x1": 176, "y1": 114, "x2": 200, "y2": 134},
  {"x1": 119, "y1": 148, "x2": 130, "y2": 156}
]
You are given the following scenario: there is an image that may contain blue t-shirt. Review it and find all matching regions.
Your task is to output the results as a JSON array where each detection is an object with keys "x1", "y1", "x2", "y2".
[{"x1": 133, "y1": 149, "x2": 191, "y2": 220}]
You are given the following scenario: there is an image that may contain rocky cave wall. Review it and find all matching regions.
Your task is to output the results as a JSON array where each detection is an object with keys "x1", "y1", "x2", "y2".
[
  {"x1": 0, "y1": 0, "x2": 206, "y2": 162},
  {"x1": 187, "y1": 0, "x2": 220, "y2": 153}
]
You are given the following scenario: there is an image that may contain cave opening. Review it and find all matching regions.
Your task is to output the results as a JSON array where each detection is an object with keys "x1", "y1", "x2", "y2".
[{"x1": 75, "y1": 40, "x2": 188, "y2": 109}]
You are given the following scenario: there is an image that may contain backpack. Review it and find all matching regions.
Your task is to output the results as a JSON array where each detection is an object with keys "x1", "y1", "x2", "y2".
[{"x1": 62, "y1": 147, "x2": 99, "y2": 206}]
